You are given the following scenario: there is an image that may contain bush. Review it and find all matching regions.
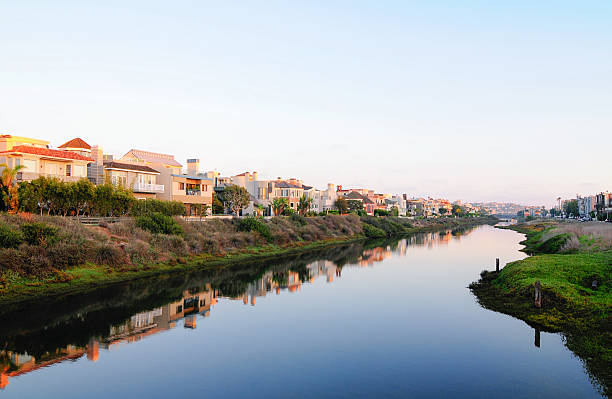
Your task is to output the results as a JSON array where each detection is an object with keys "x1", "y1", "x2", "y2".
[
  {"x1": 130, "y1": 199, "x2": 186, "y2": 217},
  {"x1": 136, "y1": 212, "x2": 183, "y2": 235},
  {"x1": 125, "y1": 240, "x2": 154, "y2": 265},
  {"x1": 46, "y1": 242, "x2": 88, "y2": 269},
  {"x1": 0, "y1": 246, "x2": 55, "y2": 278},
  {"x1": 362, "y1": 223, "x2": 387, "y2": 238},
  {"x1": 289, "y1": 213, "x2": 307, "y2": 226},
  {"x1": 374, "y1": 209, "x2": 390, "y2": 217},
  {"x1": 152, "y1": 234, "x2": 187, "y2": 254},
  {"x1": 94, "y1": 244, "x2": 128, "y2": 267},
  {"x1": 20, "y1": 223, "x2": 58, "y2": 247},
  {"x1": 0, "y1": 224, "x2": 23, "y2": 248},
  {"x1": 236, "y1": 216, "x2": 272, "y2": 242}
]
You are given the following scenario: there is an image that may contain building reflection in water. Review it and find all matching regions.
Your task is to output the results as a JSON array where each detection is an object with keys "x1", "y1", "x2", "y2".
[{"x1": 0, "y1": 228, "x2": 472, "y2": 389}]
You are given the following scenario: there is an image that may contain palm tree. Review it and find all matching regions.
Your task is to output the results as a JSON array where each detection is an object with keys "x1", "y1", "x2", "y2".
[
  {"x1": 0, "y1": 163, "x2": 25, "y2": 213},
  {"x1": 272, "y1": 197, "x2": 289, "y2": 216},
  {"x1": 297, "y1": 195, "x2": 313, "y2": 216},
  {"x1": 255, "y1": 204, "x2": 266, "y2": 217}
]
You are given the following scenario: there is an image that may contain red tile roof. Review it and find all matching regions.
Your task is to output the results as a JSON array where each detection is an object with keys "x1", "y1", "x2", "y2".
[
  {"x1": 58, "y1": 137, "x2": 91, "y2": 150},
  {"x1": 1, "y1": 145, "x2": 93, "y2": 161}
]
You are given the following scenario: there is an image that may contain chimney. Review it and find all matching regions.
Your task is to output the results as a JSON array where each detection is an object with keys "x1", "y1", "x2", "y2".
[
  {"x1": 253, "y1": 171, "x2": 258, "y2": 181},
  {"x1": 187, "y1": 159, "x2": 199, "y2": 176},
  {"x1": 91, "y1": 145, "x2": 104, "y2": 166}
]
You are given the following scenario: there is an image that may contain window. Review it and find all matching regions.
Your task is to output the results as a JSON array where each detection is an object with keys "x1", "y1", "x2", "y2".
[
  {"x1": 66, "y1": 165, "x2": 72, "y2": 176},
  {"x1": 179, "y1": 182, "x2": 185, "y2": 190}
]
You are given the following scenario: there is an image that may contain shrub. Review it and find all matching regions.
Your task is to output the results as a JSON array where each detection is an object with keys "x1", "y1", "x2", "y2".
[
  {"x1": 236, "y1": 216, "x2": 272, "y2": 242},
  {"x1": 20, "y1": 223, "x2": 58, "y2": 247},
  {"x1": 0, "y1": 246, "x2": 56, "y2": 278},
  {"x1": 125, "y1": 240, "x2": 154, "y2": 265},
  {"x1": 131, "y1": 199, "x2": 186, "y2": 217},
  {"x1": 289, "y1": 213, "x2": 307, "y2": 226},
  {"x1": 374, "y1": 209, "x2": 389, "y2": 217},
  {"x1": 362, "y1": 223, "x2": 387, "y2": 238},
  {"x1": 94, "y1": 244, "x2": 128, "y2": 267},
  {"x1": 136, "y1": 212, "x2": 183, "y2": 236},
  {"x1": 152, "y1": 234, "x2": 187, "y2": 254},
  {"x1": 0, "y1": 224, "x2": 23, "y2": 248},
  {"x1": 46, "y1": 242, "x2": 88, "y2": 269}
]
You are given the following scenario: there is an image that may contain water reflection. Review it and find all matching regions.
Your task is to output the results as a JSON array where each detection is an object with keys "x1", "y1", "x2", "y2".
[{"x1": 0, "y1": 228, "x2": 477, "y2": 389}]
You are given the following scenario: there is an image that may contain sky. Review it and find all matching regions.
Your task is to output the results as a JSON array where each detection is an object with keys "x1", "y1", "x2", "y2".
[{"x1": 1, "y1": 1, "x2": 611, "y2": 206}]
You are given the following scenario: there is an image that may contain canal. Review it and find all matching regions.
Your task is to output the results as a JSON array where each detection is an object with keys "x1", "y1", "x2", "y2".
[{"x1": 0, "y1": 225, "x2": 604, "y2": 398}]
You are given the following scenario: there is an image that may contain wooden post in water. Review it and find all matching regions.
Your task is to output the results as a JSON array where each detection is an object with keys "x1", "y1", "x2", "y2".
[
  {"x1": 534, "y1": 280, "x2": 542, "y2": 308},
  {"x1": 534, "y1": 328, "x2": 541, "y2": 348},
  {"x1": 496, "y1": 258, "x2": 500, "y2": 272}
]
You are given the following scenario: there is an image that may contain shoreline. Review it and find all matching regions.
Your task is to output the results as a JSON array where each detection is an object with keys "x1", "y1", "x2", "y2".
[
  {"x1": 470, "y1": 222, "x2": 611, "y2": 397},
  {"x1": 0, "y1": 216, "x2": 496, "y2": 306}
]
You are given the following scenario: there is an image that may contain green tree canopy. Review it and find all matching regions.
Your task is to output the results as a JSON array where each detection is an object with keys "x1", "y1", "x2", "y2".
[{"x1": 219, "y1": 185, "x2": 250, "y2": 215}]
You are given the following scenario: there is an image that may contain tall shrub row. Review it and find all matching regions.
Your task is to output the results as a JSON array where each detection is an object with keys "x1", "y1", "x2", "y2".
[{"x1": 18, "y1": 177, "x2": 185, "y2": 217}]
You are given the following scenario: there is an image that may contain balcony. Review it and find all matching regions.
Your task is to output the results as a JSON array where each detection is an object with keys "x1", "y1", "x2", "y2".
[
  {"x1": 132, "y1": 183, "x2": 165, "y2": 193},
  {"x1": 186, "y1": 189, "x2": 201, "y2": 196},
  {"x1": 16, "y1": 172, "x2": 84, "y2": 183}
]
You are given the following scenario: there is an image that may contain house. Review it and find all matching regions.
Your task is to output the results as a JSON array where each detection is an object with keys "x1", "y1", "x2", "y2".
[
  {"x1": 171, "y1": 159, "x2": 213, "y2": 216},
  {"x1": 119, "y1": 152, "x2": 212, "y2": 215},
  {"x1": 0, "y1": 135, "x2": 93, "y2": 182},
  {"x1": 103, "y1": 161, "x2": 163, "y2": 199},
  {"x1": 343, "y1": 191, "x2": 376, "y2": 215}
]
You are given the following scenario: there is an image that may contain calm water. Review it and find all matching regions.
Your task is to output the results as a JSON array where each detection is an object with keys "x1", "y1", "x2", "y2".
[{"x1": 0, "y1": 225, "x2": 604, "y2": 398}]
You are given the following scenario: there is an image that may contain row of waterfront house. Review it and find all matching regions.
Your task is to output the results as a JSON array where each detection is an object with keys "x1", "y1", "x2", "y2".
[
  {"x1": 0, "y1": 134, "x2": 482, "y2": 217},
  {"x1": 561, "y1": 193, "x2": 612, "y2": 218}
]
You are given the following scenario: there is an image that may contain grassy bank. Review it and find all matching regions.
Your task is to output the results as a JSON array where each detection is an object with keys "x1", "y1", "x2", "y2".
[
  {"x1": 470, "y1": 221, "x2": 612, "y2": 396},
  {"x1": 0, "y1": 213, "x2": 495, "y2": 305}
]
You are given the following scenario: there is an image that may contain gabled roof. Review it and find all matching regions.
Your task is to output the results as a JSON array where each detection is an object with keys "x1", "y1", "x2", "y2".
[
  {"x1": 1, "y1": 145, "x2": 93, "y2": 161},
  {"x1": 124, "y1": 149, "x2": 182, "y2": 167},
  {"x1": 103, "y1": 161, "x2": 160, "y2": 174},
  {"x1": 344, "y1": 191, "x2": 375, "y2": 204},
  {"x1": 58, "y1": 138, "x2": 91, "y2": 150}
]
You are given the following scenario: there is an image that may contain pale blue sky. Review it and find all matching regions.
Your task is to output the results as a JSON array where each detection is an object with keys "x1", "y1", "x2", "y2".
[{"x1": 1, "y1": 1, "x2": 611, "y2": 205}]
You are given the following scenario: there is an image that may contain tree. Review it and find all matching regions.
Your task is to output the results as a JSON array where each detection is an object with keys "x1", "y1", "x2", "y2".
[
  {"x1": 390, "y1": 207, "x2": 399, "y2": 217},
  {"x1": 334, "y1": 197, "x2": 348, "y2": 214},
  {"x1": 452, "y1": 204, "x2": 462, "y2": 216},
  {"x1": 255, "y1": 204, "x2": 266, "y2": 217},
  {"x1": 563, "y1": 199, "x2": 579, "y2": 217},
  {"x1": 347, "y1": 200, "x2": 364, "y2": 213},
  {"x1": 212, "y1": 192, "x2": 224, "y2": 214},
  {"x1": 72, "y1": 179, "x2": 95, "y2": 218},
  {"x1": 219, "y1": 185, "x2": 250, "y2": 216},
  {"x1": 439, "y1": 207, "x2": 448, "y2": 215},
  {"x1": 297, "y1": 195, "x2": 313, "y2": 216},
  {"x1": 272, "y1": 197, "x2": 289, "y2": 216},
  {"x1": 0, "y1": 163, "x2": 25, "y2": 213},
  {"x1": 19, "y1": 176, "x2": 52, "y2": 215}
]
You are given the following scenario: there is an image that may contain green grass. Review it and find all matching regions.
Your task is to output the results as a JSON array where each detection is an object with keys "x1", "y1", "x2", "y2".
[
  {"x1": 494, "y1": 252, "x2": 611, "y2": 314},
  {"x1": 473, "y1": 222, "x2": 612, "y2": 396}
]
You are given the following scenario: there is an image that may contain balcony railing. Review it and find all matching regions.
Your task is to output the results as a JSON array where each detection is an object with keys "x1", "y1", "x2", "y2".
[
  {"x1": 132, "y1": 183, "x2": 165, "y2": 193},
  {"x1": 186, "y1": 189, "x2": 201, "y2": 196},
  {"x1": 16, "y1": 172, "x2": 84, "y2": 183}
]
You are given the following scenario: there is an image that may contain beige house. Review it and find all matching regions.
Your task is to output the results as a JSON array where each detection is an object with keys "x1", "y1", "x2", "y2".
[
  {"x1": 0, "y1": 135, "x2": 92, "y2": 182},
  {"x1": 119, "y1": 151, "x2": 212, "y2": 215},
  {"x1": 103, "y1": 161, "x2": 164, "y2": 199}
]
